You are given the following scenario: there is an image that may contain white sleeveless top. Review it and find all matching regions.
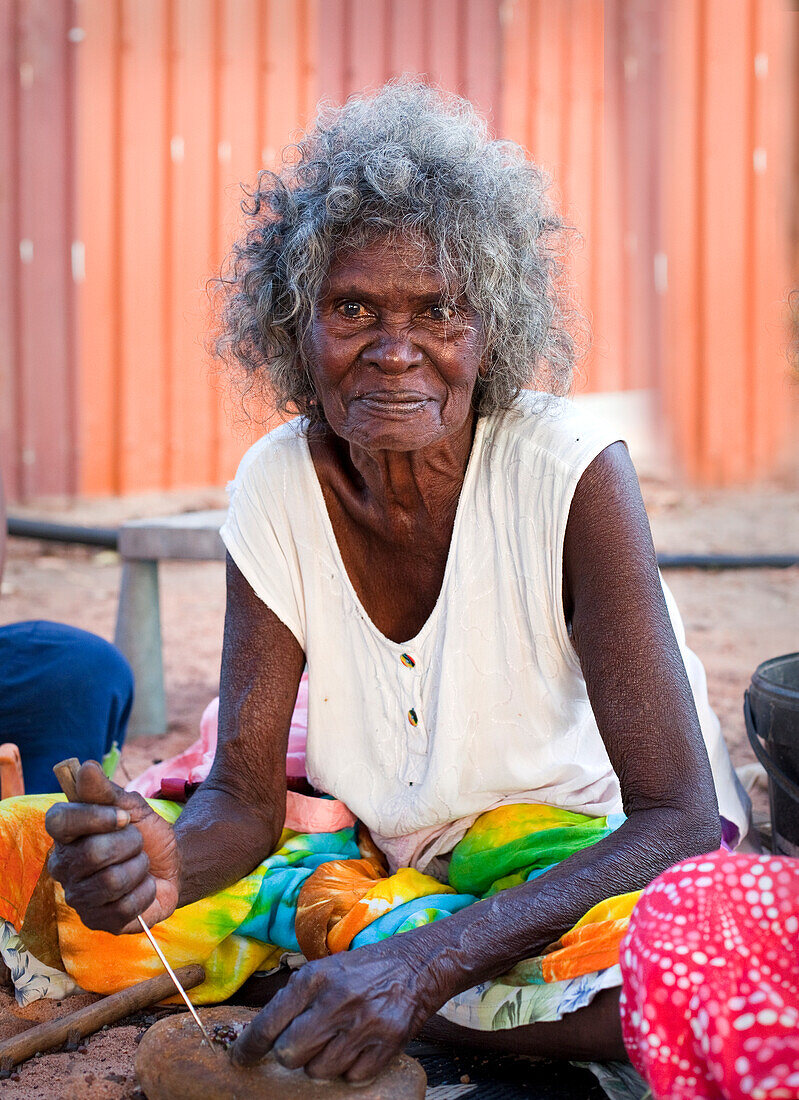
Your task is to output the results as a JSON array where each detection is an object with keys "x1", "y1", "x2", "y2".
[{"x1": 221, "y1": 393, "x2": 748, "y2": 870}]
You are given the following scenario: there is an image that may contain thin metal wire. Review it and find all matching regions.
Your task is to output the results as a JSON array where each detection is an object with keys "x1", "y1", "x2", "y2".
[{"x1": 136, "y1": 915, "x2": 217, "y2": 1053}]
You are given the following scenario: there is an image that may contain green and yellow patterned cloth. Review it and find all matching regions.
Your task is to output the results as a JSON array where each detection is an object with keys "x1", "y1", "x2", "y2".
[{"x1": 0, "y1": 795, "x2": 639, "y2": 1027}]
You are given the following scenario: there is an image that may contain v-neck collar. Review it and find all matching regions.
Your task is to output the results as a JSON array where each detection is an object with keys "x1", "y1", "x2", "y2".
[{"x1": 303, "y1": 417, "x2": 487, "y2": 650}]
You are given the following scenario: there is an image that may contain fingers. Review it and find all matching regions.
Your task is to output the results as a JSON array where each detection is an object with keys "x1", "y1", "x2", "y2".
[
  {"x1": 74, "y1": 759, "x2": 120, "y2": 805},
  {"x1": 304, "y1": 1031, "x2": 368, "y2": 1081},
  {"x1": 48, "y1": 823, "x2": 143, "y2": 882},
  {"x1": 73, "y1": 761, "x2": 155, "y2": 824},
  {"x1": 230, "y1": 979, "x2": 315, "y2": 1067},
  {"x1": 278, "y1": 1023, "x2": 391, "y2": 1082},
  {"x1": 67, "y1": 874, "x2": 157, "y2": 935},
  {"x1": 344, "y1": 1044, "x2": 391, "y2": 1084},
  {"x1": 45, "y1": 757, "x2": 151, "y2": 848},
  {"x1": 272, "y1": 1012, "x2": 336, "y2": 1072},
  {"x1": 48, "y1": 822, "x2": 153, "y2": 934},
  {"x1": 230, "y1": 961, "x2": 403, "y2": 1082},
  {"x1": 43, "y1": 761, "x2": 170, "y2": 937},
  {"x1": 63, "y1": 850, "x2": 151, "y2": 909},
  {"x1": 46, "y1": 803, "x2": 130, "y2": 845},
  {"x1": 46, "y1": 759, "x2": 133, "y2": 845}
]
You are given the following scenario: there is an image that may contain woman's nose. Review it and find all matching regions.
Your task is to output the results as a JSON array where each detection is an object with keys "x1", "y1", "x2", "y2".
[{"x1": 367, "y1": 328, "x2": 423, "y2": 374}]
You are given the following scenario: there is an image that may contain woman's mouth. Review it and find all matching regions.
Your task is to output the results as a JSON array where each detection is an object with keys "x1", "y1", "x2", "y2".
[{"x1": 356, "y1": 392, "x2": 431, "y2": 416}]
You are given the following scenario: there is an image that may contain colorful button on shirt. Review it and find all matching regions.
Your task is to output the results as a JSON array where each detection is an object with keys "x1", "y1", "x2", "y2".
[
  {"x1": 408, "y1": 708, "x2": 419, "y2": 727},
  {"x1": 400, "y1": 653, "x2": 415, "y2": 668}
]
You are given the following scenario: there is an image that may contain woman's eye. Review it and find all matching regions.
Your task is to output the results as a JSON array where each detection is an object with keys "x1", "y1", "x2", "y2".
[
  {"x1": 428, "y1": 303, "x2": 456, "y2": 322},
  {"x1": 338, "y1": 301, "x2": 369, "y2": 319}
]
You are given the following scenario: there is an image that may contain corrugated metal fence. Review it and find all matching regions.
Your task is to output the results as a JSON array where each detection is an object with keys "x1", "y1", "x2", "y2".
[
  {"x1": 1, "y1": 0, "x2": 78, "y2": 500},
  {"x1": 0, "y1": 0, "x2": 796, "y2": 499},
  {"x1": 661, "y1": 0, "x2": 797, "y2": 483},
  {"x1": 74, "y1": 0, "x2": 320, "y2": 496}
]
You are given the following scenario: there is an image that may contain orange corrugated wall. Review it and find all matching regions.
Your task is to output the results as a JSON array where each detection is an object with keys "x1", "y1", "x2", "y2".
[
  {"x1": 661, "y1": 0, "x2": 797, "y2": 484},
  {"x1": 500, "y1": 0, "x2": 659, "y2": 395},
  {"x1": 0, "y1": 0, "x2": 795, "y2": 499},
  {"x1": 75, "y1": 0, "x2": 319, "y2": 496},
  {"x1": 0, "y1": 0, "x2": 78, "y2": 501}
]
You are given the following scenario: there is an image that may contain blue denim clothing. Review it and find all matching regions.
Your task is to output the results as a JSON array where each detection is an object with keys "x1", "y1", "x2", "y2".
[{"x1": 0, "y1": 621, "x2": 133, "y2": 794}]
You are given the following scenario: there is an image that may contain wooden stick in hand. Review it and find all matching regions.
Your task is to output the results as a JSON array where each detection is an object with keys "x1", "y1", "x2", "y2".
[{"x1": 52, "y1": 758, "x2": 80, "y2": 802}]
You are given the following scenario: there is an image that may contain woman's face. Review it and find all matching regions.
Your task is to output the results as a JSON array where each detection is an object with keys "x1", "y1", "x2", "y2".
[{"x1": 305, "y1": 236, "x2": 484, "y2": 452}]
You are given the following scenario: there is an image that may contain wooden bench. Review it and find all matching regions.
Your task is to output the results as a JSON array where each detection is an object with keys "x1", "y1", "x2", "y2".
[{"x1": 114, "y1": 511, "x2": 227, "y2": 737}]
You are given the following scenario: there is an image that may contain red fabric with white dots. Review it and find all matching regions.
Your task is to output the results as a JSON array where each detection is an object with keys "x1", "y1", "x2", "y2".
[{"x1": 620, "y1": 851, "x2": 799, "y2": 1100}]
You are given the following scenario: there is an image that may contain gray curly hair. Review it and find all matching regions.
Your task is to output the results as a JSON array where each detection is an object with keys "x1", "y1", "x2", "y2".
[{"x1": 213, "y1": 79, "x2": 583, "y2": 421}]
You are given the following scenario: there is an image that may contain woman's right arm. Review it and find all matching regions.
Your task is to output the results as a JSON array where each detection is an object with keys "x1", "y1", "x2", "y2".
[
  {"x1": 46, "y1": 554, "x2": 305, "y2": 933},
  {"x1": 174, "y1": 553, "x2": 305, "y2": 905}
]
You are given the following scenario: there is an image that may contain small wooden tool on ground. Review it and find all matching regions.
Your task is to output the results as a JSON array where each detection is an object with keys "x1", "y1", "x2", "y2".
[
  {"x1": 0, "y1": 964, "x2": 205, "y2": 1076},
  {"x1": 52, "y1": 757, "x2": 215, "y2": 1051}
]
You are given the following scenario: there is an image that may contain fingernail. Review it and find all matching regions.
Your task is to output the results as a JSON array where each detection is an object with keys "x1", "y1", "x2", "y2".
[{"x1": 115, "y1": 809, "x2": 131, "y2": 828}]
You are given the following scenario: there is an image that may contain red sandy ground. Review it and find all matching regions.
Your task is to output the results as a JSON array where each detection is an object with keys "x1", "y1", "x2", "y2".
[{"x1": 0, "y1": 480, "x2": 797, "y2": 1097}]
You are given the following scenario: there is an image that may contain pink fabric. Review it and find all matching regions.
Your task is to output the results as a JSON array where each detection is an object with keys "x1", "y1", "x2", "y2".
[
  {"x1": 620, "y1": 850, "x2": 799, "y2": 1100},
  {"x1": 126, "y1": 673, "x2": 355, "y2": 834},
  {"x1": 285, "y1": 790, "x2": 355, "y2": 834},
  {"x1": 125, "y1": 697, "x2": 220, "y2": 798},
  {"x1": 285, "y1": 674, "x2": 309, "y2": 778}
]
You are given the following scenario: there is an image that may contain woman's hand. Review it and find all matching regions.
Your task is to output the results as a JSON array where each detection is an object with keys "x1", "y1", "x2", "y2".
[
  {"x1": 230, "y1": 938, "x2": 443, "y2": 1082},
  {"x1": 45, "y1": 761, "x2": 179, "y2": 934}
]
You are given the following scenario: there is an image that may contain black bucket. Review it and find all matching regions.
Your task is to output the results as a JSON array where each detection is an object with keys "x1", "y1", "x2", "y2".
[{"x1": 745, "y1": 652, "x2": 799, "y2": 857}]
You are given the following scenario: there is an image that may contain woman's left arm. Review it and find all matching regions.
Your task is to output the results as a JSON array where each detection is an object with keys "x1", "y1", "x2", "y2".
[
  {"x1": 232, "y1": 442, "x2": 721, "y2": 1080},
  {"x1": 560, "y1": 439, "x2": 722, "y2": 859}
]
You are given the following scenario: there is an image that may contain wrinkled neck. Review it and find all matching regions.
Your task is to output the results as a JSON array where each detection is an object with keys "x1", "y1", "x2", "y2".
[{"x1": 344, "y1": 410, "x2": 477, "y2": 517}]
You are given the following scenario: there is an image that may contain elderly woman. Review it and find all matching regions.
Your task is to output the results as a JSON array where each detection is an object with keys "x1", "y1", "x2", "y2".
[{"x1": 43, "y1": 83, "x2": 748, "y2": 1080}]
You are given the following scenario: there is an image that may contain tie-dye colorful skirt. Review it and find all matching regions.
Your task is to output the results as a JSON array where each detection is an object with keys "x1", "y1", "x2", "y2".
[{"x1": 0, "y1": 796, "x2": 640, "y2": 1030}]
